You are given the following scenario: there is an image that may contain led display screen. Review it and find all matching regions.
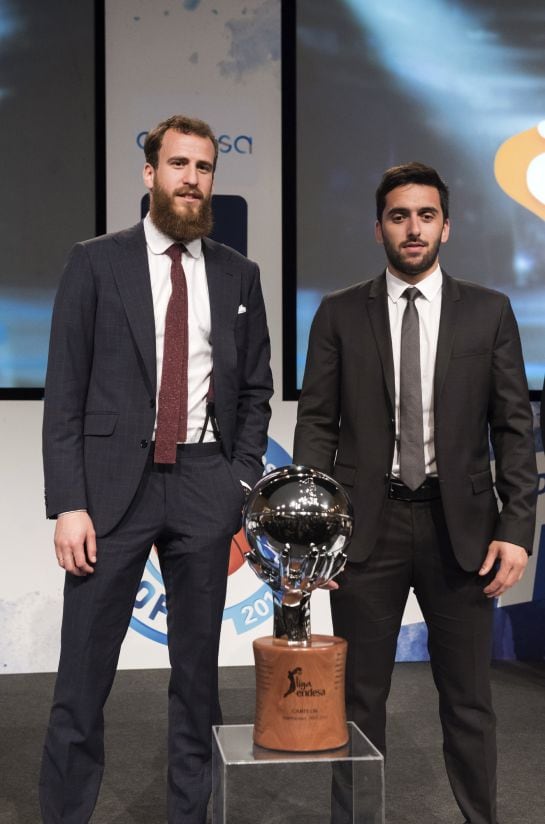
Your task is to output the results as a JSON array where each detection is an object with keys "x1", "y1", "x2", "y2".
[
  {"x1": 294, "y1": 0, "x2": 545, "y2": 393},
  {"x1": 0, "y1": 0, "x2": 96, "y2": 392}
]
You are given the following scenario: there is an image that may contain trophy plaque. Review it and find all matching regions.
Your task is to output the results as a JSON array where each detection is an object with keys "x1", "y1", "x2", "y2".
[{"x1": 243, "y1": 464, "x2": 353, "y2": 752}]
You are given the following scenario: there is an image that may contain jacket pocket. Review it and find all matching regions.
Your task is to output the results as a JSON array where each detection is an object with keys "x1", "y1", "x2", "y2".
[
  {"x1": 84, "y1": 412, "x2": 118, "y2": 436},
  {"x1": 333, "y1": 464, "x2": 356, "y2": 487},
  {"x1": 450, "y1": 349, "x2": 490, "y2": 359},
  {"x1": 469, "y1": 469, "x2": 494, "y2": 494}
]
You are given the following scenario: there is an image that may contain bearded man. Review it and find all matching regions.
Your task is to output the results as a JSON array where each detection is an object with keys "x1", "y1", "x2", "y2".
[{"x1": 39, "y1": 115, "x2": 273, "y2": 824}]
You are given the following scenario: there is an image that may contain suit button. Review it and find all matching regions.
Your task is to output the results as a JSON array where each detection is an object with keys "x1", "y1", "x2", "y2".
[{"x1": 140, "y1": 439, "x2": 149, "y2": 448}]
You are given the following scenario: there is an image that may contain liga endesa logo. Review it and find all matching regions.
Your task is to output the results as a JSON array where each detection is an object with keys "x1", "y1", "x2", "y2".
[
  {"x1": 283, "y1": 666, "x2": 326, "y2": 699},
  {"x1": 494, "y1": 121, "x2": 545, "y2": 221},
  {"x1": 129, "y1": 438, "x2": 291, "y2": 644}
]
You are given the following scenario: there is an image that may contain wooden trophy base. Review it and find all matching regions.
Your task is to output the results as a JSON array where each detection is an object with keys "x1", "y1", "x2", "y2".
[{"x1": 253, "y1": 634, "x2": 348, "y2": 752}]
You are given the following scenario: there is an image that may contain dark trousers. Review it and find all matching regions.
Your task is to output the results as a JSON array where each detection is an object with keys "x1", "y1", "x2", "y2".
[
  {"x1": 331, "y1": 497, "x2": 496, "y2": 824},
  {"x1": 39, "y1": 445, "x2": 244, "y2": 824}
]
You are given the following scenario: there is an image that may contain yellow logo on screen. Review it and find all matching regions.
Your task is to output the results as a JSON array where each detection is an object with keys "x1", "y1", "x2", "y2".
[{"x1": 494, "y1": 121, "x2": 545, "y2": 222}]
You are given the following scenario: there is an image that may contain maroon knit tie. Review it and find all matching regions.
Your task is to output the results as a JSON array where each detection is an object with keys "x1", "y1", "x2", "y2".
[{"x1": 154, "y1": 243, "x2": 189, "y2": 464}]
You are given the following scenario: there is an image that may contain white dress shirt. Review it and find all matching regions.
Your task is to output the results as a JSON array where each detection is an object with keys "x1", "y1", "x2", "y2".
[
  {"x1": 386, "y1": 265, "x2": 443, "y2": 478},
  {"x1": 144, "y1": 213, "x2": 214, "y2": 443}
]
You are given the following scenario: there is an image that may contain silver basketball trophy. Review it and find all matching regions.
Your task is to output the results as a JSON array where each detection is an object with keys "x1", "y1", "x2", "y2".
[
  {"x1": 243, "y1": 464, "x2": 353, "y2": 751},
  {"x1": 244, "y1": 464, "x2": 353, "y2": 643}
]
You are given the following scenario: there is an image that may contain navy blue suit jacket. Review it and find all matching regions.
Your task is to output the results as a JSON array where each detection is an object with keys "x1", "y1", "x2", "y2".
[{"x1": 43, "y1": 222, "x2": 273, "y2": 536}]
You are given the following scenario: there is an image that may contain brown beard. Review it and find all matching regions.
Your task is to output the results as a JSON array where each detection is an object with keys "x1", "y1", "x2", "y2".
[
  {"x1": 382, "y1": 234, "x2": 443, "y2": 278},
  {"x1": 149, "y1": 181, "x2": 213, "y2": 242}
]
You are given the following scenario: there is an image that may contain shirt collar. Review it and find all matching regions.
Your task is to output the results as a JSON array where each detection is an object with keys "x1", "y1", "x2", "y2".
[
  {"x1": 386, "y1": 264, "x2": 443, "y2": 304},
  {"x1": 143, "y1": 213, "x2": 202, "y2": 259}
]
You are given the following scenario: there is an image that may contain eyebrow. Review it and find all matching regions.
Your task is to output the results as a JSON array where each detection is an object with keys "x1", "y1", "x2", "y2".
[
  {"x1": 387, "y1": 206, "x2": 439, "y2": 216},
  {"x1": 167, "y1": 155, "x2": 213, "y2": 168}
]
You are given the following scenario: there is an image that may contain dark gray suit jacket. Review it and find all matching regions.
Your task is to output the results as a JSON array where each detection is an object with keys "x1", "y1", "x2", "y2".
[
  {"x1": 43, "y1": 222, "x2": 273, "y2": 536},
  {"x1": 293, "y1": 272, "x2": 537, "y2": 569}
]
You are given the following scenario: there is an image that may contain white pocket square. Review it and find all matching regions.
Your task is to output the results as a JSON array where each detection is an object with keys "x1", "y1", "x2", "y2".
[{"x1": 238, "y1": 304, "x2": 247, "y2": 314}]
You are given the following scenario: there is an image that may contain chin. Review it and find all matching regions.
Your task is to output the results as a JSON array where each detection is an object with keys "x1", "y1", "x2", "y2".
[{"x1": 173, "y1": 203, "x2": 193, "y2": 215}]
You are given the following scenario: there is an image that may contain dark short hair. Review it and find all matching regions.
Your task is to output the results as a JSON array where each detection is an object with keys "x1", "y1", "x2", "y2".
[
  {"x1": 143, "y1": 115, "x2": 219, "y2": 171},
  {"x1": 375, "y1": 162, "x2": 449, "y2": 221}
]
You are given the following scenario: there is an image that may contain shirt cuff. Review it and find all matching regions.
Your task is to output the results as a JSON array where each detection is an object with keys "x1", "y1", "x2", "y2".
[{"x1": 58, "y1": 509, "x2": 87, "y2": 517}]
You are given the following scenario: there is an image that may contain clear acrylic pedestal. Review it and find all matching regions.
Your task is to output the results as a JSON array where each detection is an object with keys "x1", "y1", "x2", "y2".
[{"x1": 212, "y1": 722, "x2": 384, "y2": 824}]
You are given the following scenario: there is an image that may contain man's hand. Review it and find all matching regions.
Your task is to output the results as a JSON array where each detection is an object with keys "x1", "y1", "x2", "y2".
[
  {"x1": 54, "y1": 512, "x2": 97, "y2": 576},
  {"x1": 479, "y1": 540, "x2": 528, "y2": 598},
  {"x1": 319, "y1": 580, "x2": 339, "y2": 591}
]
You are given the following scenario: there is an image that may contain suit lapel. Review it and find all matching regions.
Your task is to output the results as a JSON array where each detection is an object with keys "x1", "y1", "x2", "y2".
[
  {"x1": 367, "y1": 273, "x2": 395, "y2": 413},
  {"x1": 434, "y1": 272, "x2": 460, "y2": 410},
  {"x1": 203, "y1": 238, "x2": 239, "y2": 355},
  {"x1": 111, "y1": 223, "x2": 157, "y2": 395}
]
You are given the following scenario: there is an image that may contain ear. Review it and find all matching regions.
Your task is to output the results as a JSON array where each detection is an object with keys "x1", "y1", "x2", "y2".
[
  {"x1": 441, "y1": 218, "x2": 450, "y2": 243},
  {"x1": 374, "y1": 220, "x2": 384, "y2": 244},
  {"x1": 143, "y1": 163, "x2": 154, "y2": 192}
]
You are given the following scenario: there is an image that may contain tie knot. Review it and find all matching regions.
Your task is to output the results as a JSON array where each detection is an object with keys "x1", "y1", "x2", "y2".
[
  {"x1": 164, "y1": 242, "x2": 185, "y2": 263},
  {"x1": 403, "y1": 287, "x2": 420, "y2": 303}
]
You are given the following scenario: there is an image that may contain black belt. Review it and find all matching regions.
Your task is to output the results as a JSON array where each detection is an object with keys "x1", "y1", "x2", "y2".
[
  {"x1": 150, "y1": 441, "x2": 222, "y2": 459},
  {"x1": 388, "y1": 476, "x2": 441, "y2": 502},
  {"x1": 176, "y1": 441, "x2": 221, "y2": 455}
]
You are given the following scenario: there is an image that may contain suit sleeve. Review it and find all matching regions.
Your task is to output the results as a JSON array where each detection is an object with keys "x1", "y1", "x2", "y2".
[
  {"x1": 541, "y1": 376, "x2": 545, "y2": 451},
  {"x1": 293, "y1": 296, "x2": 340, "y2": 475},
  {"x1": 42, "y1": 243, "x2": 97, "y2": 518},
  {"x1": 489, "y1": 297, "x2": 537, "y2": 553},
  {"x1": 231, "y1": 264, "x2": 273, "y2": 488}
]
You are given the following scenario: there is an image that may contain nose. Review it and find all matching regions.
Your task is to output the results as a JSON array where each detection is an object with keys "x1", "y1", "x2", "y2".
[
  {"x1": 182, "y1": 162, "x2": 199, "y2": 187},
  {"x1": 407, "y1": 215, "x2": 421, "y2": 237}
]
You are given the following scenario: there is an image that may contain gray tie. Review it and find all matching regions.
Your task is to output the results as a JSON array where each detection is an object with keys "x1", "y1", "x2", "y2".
[{"x1": 399, "y1": 287, "x2": 426, "y2": 490}]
